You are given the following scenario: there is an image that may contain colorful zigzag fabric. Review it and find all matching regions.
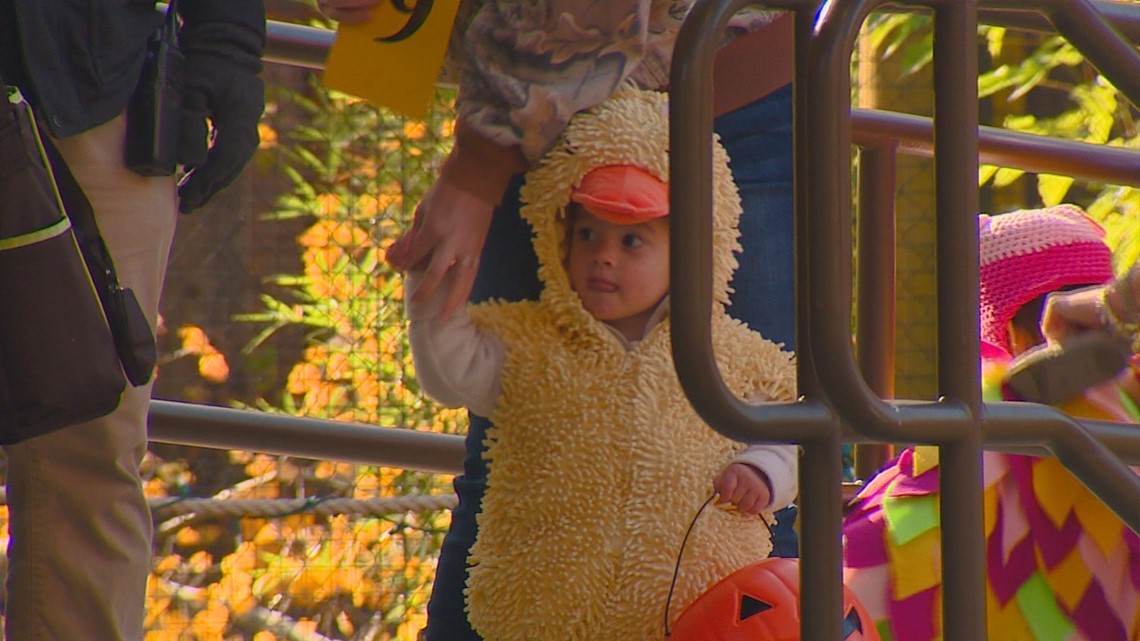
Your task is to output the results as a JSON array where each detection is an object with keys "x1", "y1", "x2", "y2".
[{"x1": 842, "y1": 365, "x2": 1139, "y2": 641}]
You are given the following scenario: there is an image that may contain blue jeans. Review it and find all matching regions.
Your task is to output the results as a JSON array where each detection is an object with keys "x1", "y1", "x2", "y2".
[{"x1": 422, "y1": 85, "x2": 795, "y2": 640}]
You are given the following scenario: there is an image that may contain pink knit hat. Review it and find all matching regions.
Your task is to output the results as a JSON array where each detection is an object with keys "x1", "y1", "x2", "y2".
[{"x1": 979, "y1": 204, "x2": 1114, "y2": 353}]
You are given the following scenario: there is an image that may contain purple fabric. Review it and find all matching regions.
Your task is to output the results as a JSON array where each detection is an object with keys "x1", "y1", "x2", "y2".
[
  {"x1": 843, "y1": 509, "x2": 889, "y2": 568},
  {"x1": 1007, "y1": 455, "x2": 1076, "y2": 551},
  {"x1": 886, "y1": 586, "x2": 938, "y2": 641},
  {"x1": 847, "y1": 485, "x2": 886, "y2": 520},
  {"x1": 1009, "y1": 460, "x2": 1083, "y2": 570},
  {"x1": 986, "y1": 502, "x2": 1039, "y2": 607},
  {"x1": 1072, "y1": 581, "x2": 1127, "y2": 641},
  {"x1": 889, "y1": 464, "x2": 940, "y2": 497},
  {"x1": 860, "y1": 454, "x2": 904, "y2": 496},
  {"x1": 847, "y1": 451, "x2": 905, "y2": 515},
  {"x1": 1129, "y1": 534, "x2": 1140, "y2": 591},
  {"x1": 1033, "y1": 512, "x2": 1083, "y2": 571},
  {"x1": 896, "y1": 448, "x2": 914, "y2": 475}
]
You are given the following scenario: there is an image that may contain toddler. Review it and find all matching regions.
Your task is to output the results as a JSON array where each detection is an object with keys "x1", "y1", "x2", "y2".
[{"x1": 399, "y1": 87, "x2": 797, "y2": 640}]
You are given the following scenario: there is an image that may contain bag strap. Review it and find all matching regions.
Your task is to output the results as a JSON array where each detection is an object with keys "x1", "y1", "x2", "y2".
[
  {"x1": 161, "y1": 0, "x2": 180, "y2": 41},
  {"x1": 36, "y1": 131, "x2": 119, "y2": 300},
  {"x1": 1, "y1": 40, "x2": 157, "y2": 386},
  {"x1": 34, "y1": 111, "x2": 158, "y2": 385}
]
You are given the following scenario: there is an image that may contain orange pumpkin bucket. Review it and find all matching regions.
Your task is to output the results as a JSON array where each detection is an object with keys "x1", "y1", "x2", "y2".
[
  {"x1": 667, "y1": 557, "x2": 880, "y2": 641},
  {"x1": 665, "y1": 496, "x2": 880, "y2": 641}
]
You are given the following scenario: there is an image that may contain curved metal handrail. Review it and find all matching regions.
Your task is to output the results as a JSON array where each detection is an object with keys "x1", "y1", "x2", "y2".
[
  {"x1": 851, "y1": 109, "x2": 1140, "y2": 187},
  {"x1": 670, "y1": 0, "x2": 830, "y2": 446},
  {"x1": 671, "y1": 2, "x2": 847, "y2": 639},
  {"x1": 991, "y1": 0, "x2": 1140, "y2": 106},
  {"x1": 984, "y1": 403, "x2": 1140, "y2": 531},
  {"x1": 804, "y1": 0, "x2": 978, "y2": 441},
  {"x1": 808, "y1": 4, "x2": 988, "y2": 640},
  {"x1": 673, "y1": 0, "x2": 1139, "y2": 639}
]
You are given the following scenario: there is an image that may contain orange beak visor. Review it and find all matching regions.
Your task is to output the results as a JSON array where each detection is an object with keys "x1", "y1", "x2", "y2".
[{"x1": 568, "y1": 164, "x2": 669, "y2": 225}]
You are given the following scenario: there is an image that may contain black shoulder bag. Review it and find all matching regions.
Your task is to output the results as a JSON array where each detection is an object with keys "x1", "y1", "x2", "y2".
[{"x1": 0, "y1": 77, "x2": 156, "y2": 443}]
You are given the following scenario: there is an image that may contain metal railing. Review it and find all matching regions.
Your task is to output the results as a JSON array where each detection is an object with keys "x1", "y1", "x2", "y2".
[
  {"x1": 154, "y1": 1, "x2": 1139, "y2": 470},
  {"x1": 146, "y1": 3, "x2": 1140, "y2": 639},
  {"x1": 670, "y1": 0, "x2": 1139, "y2": 639}
]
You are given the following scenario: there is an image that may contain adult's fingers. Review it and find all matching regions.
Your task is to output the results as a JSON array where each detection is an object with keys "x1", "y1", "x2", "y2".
[
  {"x1": 178, "y1": 121, "x2": 259, "y2": 213},
  {"x1": 410, "y1": 236, "x2": 481, "y2": 311},
  {"x1": 1039, "y1": 297, "x2": 1073, "y2": 345},
  {"x1": 385, "y1": 227, "x2": 418, "y2": 270},
  {"x1": 387, "y1": 208, "x2": 428, "y2": 271},
  {"x1": 1040, "y1": 286, "x2": 1101, "y2": 345},
  {"x1": 394, "y1": 175, "x2": 496, "y2": 311},
  {"x1": 411, "y1": 249, "x2": 455, "y2": 311},
  {"x1": 440, "y1": 254, "x2": 481, "y2": 318}
]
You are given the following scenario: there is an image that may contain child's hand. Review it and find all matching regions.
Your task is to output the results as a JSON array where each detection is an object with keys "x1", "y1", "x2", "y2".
[{"x1": 713, "y1": 463, "x2": 772, "y2": 516}]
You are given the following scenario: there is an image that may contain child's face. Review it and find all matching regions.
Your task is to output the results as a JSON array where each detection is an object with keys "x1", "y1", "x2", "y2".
[{"x1": 567, "y1": 207, "x2": 670, "y2": 340}]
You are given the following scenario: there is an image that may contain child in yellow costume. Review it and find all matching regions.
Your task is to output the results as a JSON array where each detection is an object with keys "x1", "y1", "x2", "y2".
[{"x1": 401, "y1": 87, "x2": 797, "y2": 640}]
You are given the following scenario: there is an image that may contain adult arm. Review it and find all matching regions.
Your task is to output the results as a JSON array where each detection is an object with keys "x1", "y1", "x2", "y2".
[
  {"x1": 176, "y1": 0, "x2": 267, "y2": 212},
  {"x1": 323, "y1": 0, "x2": 779, "y2": 314},
  {"x1": 1041, "y1": 264, "x2": 1140, "y2": 344},
  {"x1": 387, "y1": 0, "x2": 664, "y2": 316}
]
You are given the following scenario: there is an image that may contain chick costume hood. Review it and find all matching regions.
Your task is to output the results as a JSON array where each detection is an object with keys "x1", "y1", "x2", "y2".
[{"x1": 458, "y1": 87, "x2": 797, "y2": 640}]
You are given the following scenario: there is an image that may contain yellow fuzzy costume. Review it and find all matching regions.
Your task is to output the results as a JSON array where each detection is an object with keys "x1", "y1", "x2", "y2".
[{"x1": 461, "y1": 87, "x2": 797, "y2": 640}]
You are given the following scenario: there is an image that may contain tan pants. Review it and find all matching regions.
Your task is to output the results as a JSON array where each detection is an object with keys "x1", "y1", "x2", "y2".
[{"x1": 2, "y1": 114, "x2": 178, "y2": 641}]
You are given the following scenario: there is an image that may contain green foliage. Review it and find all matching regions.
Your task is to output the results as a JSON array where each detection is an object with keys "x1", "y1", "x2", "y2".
[
  {"x1": 143, "y1": 79, "x2": 467, "y2": 640},
  {"x1": 979, "y1": 31, "x2": 1138, "y2": 271},
  {"x1": 865, "y1": 12, "x2": 1138, "y2": 270},
  {"x1": 865, "y1": 12, "x2": 933, "y2": 76},
  {"x1": 241, "y1": 79, "x2": 465, "y2": 638},
  {"x1": 249, "y1": 80, "x2": 461, "y2": 428}
]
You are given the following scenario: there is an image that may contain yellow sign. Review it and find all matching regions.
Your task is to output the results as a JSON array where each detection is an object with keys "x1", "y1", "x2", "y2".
[{"x1": 322, "y1": 0, "x2": 461, "y2": 119}]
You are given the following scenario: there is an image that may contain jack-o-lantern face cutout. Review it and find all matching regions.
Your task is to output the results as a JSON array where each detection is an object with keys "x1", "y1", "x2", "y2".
[{"x1": 668, "y1": 558, "x2": 880, "y2": 641}]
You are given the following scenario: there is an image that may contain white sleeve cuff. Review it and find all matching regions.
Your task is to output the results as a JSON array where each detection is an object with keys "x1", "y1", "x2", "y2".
[{"x1": 733, "y1": 444, "x2": 798, "y2": 510}]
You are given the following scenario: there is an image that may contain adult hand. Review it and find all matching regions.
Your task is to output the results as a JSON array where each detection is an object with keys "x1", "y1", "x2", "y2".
[
  {"x1": 388, "y1": 119, "x2": 526, "y2": 317},
  {"x1": 1040, "y1": 285, "x2": 1104, "y2": 345},
  {"x1": 1041, "y1": 265, "x2": 1140, "y2": 346},
  {"x1": 317, "y1": 0, "x2": 382, "y2": 23},
  {"x1": 177, "y1": 23, "x2": 265, "y2": 213},
  {"x1": 386, "y1": 176, "x2": 496, "y2": 318}
]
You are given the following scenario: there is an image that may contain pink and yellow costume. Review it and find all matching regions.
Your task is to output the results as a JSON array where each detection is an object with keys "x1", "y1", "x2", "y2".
[{"x1": 842, "y1": 205, "x2": 1139, "y2": 641}]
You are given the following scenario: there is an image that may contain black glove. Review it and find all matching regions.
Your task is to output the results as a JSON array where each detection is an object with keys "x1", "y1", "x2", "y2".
[{"x1": 177, "y1": 22, "x2": 265, "y2": 213}]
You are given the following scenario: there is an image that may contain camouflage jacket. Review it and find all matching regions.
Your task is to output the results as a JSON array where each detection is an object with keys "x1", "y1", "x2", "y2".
[{"x1": 445, "y1": 1, "x2": 781, "y2": 162}]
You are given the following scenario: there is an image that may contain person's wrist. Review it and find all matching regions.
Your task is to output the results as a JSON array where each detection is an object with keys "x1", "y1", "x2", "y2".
[{"x1": 439, "y1": 120, "x2": 527, "y2": 208}]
